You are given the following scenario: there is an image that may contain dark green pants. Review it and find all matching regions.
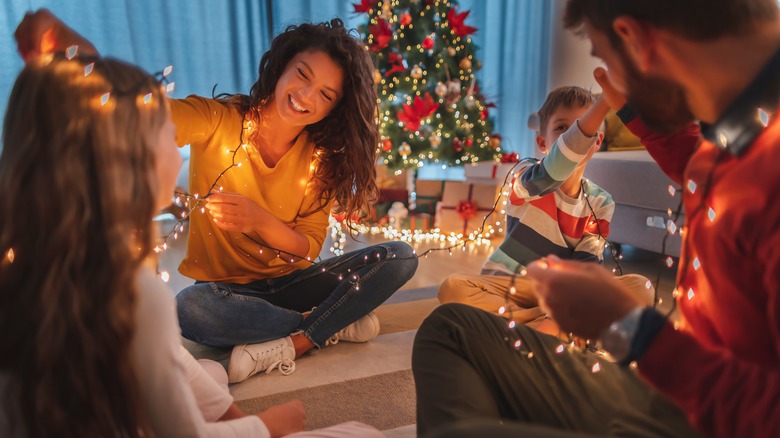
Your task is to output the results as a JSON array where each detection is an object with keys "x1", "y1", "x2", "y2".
[{"x1": 412, "y1": 303, "x2": 699, "y2": 437}]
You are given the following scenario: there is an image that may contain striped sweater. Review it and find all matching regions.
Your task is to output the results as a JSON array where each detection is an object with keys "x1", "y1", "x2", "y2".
[{"x1": 481, "y1": 123, "x2": 614, "y2": 276}]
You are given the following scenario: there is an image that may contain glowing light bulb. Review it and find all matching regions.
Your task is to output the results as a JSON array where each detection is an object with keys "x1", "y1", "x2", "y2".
[
  {"x1": 693, "y1": 257, "x2": 701, "y2": 271},
  {"x1": 66, "y1": 45, "x2": 78, "y2": 59},
  {"x1": 556, "y1": 344, "x2": 565, "y2": 354},
  {"x1": 687, "y1": 179, "x2": 697, "y2": 194},
  {"x1": 592, "y1": 362, "x2": 601, "y2": 373},
  {"x1": 160, "y1": 271, "x2": 170, "y2": 283}
]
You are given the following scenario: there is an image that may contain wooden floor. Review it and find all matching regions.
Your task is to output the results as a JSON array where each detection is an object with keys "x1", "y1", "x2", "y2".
[{"x1": 158, "y1": 219, "x2": 680, "y2": 314}]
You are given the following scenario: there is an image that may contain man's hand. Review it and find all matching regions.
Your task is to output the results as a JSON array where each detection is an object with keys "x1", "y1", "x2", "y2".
[
  {"x1": 526, "y1": 255, "x2": 643, "y2": 340},
  {"x1": 257, "y1": 400, "x2": 306, "y2": 438},
  {"x1": 15, "y1": 9, "x2": 98, "y2": 62},
  {"x1": 594, "y1": 67, "x2": 628, "y2": 111},
  {"x1": 205, "y1": 192, "x2": 267, "y2": 234}
]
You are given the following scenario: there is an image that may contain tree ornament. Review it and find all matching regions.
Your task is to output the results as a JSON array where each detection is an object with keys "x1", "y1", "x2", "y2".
[
  {"x1": 373, "y1": 69, "x2": 382, "y2": 84},
  {"x1": 400, "y1": 12, "x2": 412, "y2": 26},
  {"x1": 459, "y1": 58, "x2": 472, "y2": 71},
  {"x1": 435, "y1": 82, "x2": 448, "y2": 97},
  {"x1": 422, "y1": 36, "x2": 435, "y2": 50},
  {"x1": 452, "y1": 137, "x2": 463, "y2": 152},
  {"x1": 399, "y1": 142, "x2": 412, "y2": 157},
  {"x1": 466, "y1": 138, "x2": 473, "y2": 148},
  {"x1": 447, "y1": 47, "x2": 457, "y2": 57},
  {"x1": 465, "y1": 95, "x2": 476, "y2": 108},
  {"x1": 448, "y1": 8, "x2": 478, "y2": 37},
  {"x1": 429, "y1": 133, "x2": 442, "y2": 148},
  {"x1": 369, "y1": 19, "x2": 393, "y2": 52},
  {"x1": 447, "y1": 80, "x2": 461, "y2": 95},
  {"x1": 380, "y1": 2, "x2": 393, "y2": 21},
  {"x1": 489, "y1": 134, "x2": 502, "y2": 149},
  {"x1": 382, "y1": 138, "x2": 393, "y2": 152},
  {"x1": 411, "y1": 65, "x2": 424, "y2": 79}
]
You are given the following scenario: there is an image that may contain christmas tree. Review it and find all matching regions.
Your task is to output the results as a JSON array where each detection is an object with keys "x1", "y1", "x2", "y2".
[{"x1": 355, "y1": 0, "x2": 503, "y2": 171}]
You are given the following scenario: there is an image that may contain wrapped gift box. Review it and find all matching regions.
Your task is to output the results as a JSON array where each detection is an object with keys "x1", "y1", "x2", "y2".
[
  {"x1": 402, "y1": 212, "x2": 433, "y2": 232},
  {"x1": 464, "y1": 161, "x2": 519, "y2": 185},
  {"x1": 412, "y1": 179, "x2": 445, "y2": 215},
  {"x1": 435, "y1": 181, "x2": 506, "y2": 235}
]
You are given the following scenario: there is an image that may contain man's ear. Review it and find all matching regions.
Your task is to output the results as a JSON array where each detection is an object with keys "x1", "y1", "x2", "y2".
[
  {"x1": 536, "y1": 134, "x2": 548, "y2": 154},
  {"x1": 612, "y1": 16, "x2": 654, "y2": 73}
]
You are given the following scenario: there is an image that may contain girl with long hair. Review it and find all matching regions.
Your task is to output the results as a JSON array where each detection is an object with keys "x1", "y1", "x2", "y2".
[
  {"x1": 15, "y1": 10, "x2": 418, "y2": 385},
  {"x1": 0, "y1": 52, "x2": 383, "y2": 437}
]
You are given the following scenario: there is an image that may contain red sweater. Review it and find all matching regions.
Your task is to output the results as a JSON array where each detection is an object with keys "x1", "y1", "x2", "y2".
[{"x1": 625, "y1": 116, "x2": 780, "y2": 437}]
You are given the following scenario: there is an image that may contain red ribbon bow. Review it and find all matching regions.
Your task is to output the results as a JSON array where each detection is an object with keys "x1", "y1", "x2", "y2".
[
  {"x1": 455, "y1": 199, "x2": 478, "y2": 221},
  {"x1": 501, "y1": 151, "x2": 519, "y2": 163}
]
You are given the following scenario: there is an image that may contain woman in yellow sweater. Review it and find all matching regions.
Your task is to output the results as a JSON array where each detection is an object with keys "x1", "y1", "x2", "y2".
[{"x1": 17, "y1": 11, "x2": 418, "y2": 384}]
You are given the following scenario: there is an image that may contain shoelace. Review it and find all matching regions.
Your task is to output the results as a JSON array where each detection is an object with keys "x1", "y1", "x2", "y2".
[
  {"x1": 265, "y1": 358, "x2": 296, "y2": 375},
  {"x1": 251, "y1": 345, "x2": 296, "y2": 376}
]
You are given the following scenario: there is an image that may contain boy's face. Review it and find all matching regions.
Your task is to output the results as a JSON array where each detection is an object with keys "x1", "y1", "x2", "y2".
[{"x1": 536, "y1": 104, "x2": 591, "y2": 154}]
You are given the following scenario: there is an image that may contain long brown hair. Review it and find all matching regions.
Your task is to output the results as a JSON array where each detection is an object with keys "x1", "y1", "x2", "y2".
[
  {"x1": 225, "y1": 19, "x2": 379, "y2": 225},
  {"x1": 0, "y1": 55, "x2": 166, "y2": 437}
]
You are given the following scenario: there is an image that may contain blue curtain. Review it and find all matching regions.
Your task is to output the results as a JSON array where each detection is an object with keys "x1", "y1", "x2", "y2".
[
  {"x1": 0, "y1": 0, "x2": 272, "y2": 127},
  {"x1": 0, "y1": 0, "x2": 550, "y2": 159}
]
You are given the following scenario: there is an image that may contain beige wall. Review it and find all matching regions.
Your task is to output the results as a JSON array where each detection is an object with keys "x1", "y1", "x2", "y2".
[{"x1": 547, "y1": 0, "x2": 603, "y2": 93}]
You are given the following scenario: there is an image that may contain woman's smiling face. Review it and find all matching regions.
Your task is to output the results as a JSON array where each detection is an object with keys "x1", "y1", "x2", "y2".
[{"x1": 273, "y1": 50, "x2": 344, "y2": 127}]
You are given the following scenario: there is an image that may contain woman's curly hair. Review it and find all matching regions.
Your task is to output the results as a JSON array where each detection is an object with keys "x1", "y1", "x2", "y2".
[{"x1": 228, "y1": 19, "x2": 379, "y2": 225}]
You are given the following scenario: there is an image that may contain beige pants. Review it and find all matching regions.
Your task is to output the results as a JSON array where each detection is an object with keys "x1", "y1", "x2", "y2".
[{"x1": 438, "y1": 272, "x2": 654, "y2": 327}]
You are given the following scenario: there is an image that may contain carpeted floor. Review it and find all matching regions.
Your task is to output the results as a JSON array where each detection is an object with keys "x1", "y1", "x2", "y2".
[{"x1": 236, "y1": 369, "x2": 416, "y2": 431}]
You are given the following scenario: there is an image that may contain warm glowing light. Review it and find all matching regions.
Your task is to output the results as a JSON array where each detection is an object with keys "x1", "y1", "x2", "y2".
[
  {"x1": 556, "y1": 344, "x2": 565, "y2": 354},
  {"x1": 592, "y1": 362, "x2": 601, "y2": 373},
  {"x1": 707, "y1": 207, "x2": 716, "y2": 222},
  {"x1": 66, "y1": 45, "x2": 78, "y2": 59},
  {"x1": 101, "y1": 92, "x2": 110, "y2": 106},
  {"x1": 160, "y1": 271, "x2": 170, "y2": 283},
  {"x1": 5, "y1": 248, "x2": 13, "y2": 263},
  {"x1": 687, "y1": 179, "x2": 697, "y2": 194}
]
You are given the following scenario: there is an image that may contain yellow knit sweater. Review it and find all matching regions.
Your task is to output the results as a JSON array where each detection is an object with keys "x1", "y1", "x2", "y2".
[{"x1": 171, "y1": 96, "x2": 330, "y2": 283}]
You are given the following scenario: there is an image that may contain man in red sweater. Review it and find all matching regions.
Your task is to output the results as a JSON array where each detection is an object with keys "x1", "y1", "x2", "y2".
[{"x1": 412, "y1": 0, "x2": 780, "y2": 437}]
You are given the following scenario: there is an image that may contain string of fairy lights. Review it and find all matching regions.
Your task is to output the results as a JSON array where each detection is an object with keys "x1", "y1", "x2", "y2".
[{"x1": 6, "y1": 18, "x2": 760, "y2": 369}]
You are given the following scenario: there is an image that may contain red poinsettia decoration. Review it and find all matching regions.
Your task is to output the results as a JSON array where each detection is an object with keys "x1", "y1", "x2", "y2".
[
  {"x1": 369, "y1": 19, "x2": 393, "y2": 52},
  {"x1": 447, "y1": 8, "x2": 478, "y2": 37},
  {"x1": 384, "y1": 52, "x2": 407, "y2": 77},
  {"x1": 456, "y1": 199, "x2": 478, "y2": 220},
  {"x1": 480, "y1": 102, "x2": 496, "y2": 120},
  {"x1": 352, "y1": 0, "x2": 372, "y2": 13},
  {"x1": 397, "y1": 93, "x2": 439, "y2": 132}
]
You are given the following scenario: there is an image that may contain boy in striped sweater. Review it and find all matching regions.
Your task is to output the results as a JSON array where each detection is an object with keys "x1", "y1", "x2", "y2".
[{"x1": 439, "y1": 86, "x2": 650, "y2": 334}]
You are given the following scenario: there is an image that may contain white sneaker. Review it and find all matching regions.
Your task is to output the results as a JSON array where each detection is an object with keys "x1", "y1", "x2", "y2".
[
  {"x1": 328, "y1": 312, "x2": 381, "y2": 345},
  {"x1": 227, "y1": 337, "x2": 296, "y2": 383}
]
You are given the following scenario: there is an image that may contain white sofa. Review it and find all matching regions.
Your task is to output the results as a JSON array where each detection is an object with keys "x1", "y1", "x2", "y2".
[{"x1": 583, "y1": 150, "x2": 683, "y2": 257}]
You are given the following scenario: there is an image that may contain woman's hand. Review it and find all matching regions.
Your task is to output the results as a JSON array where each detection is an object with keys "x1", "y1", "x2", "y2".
[
  {"x1": 205, "y1": 192, "x2": 267, "y2": 234},
  {"x1": 15, "y1": 8, "x2": 98, "y2": 62},
  {"x1": 526, "y1": 255, "x2": 643, "y2": 340},
  {"x1": 256, "y1": 400, "x2": 306, "y2": 438}
]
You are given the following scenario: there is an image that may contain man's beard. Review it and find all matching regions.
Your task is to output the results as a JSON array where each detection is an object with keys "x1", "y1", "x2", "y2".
[{"x1": 621, "y1": 51, "x2": 696, "y2": 134}]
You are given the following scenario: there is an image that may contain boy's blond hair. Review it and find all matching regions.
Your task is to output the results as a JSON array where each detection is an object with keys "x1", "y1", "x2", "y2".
[{"x1": 537, "y1": 86, "x2": 595, "y2": 134}]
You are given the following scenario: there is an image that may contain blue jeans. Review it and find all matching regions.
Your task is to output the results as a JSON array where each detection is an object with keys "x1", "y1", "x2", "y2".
[{"x1": 176, "y1": 241, "x2": 418, "y2": 348}]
